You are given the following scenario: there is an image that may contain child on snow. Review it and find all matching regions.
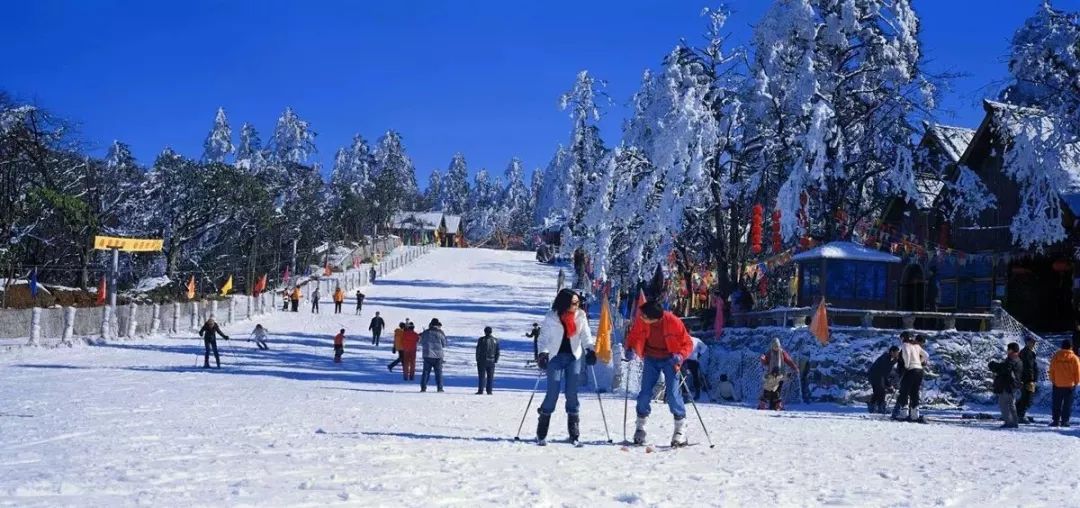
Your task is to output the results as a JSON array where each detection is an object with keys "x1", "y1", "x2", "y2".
[
  {"x1": 716, "y1": 374, "x2": 737, "y2": 402},
  {"x1": 758, "y1": 338, "x2": 798, "y2": 410},
  {"x1": 250, "y1": 324, "x2": 270, "y2": 350},
  {"x1": 333, "y1": 329, "x2": 345, "y2": 363}
]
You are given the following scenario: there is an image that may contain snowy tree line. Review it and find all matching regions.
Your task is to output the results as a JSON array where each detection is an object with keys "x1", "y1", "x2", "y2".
[
  {"x1": 536, "y1": 0, "x2": 1080, "y2": 305},
  {"x1": 0, "y1": 100, "x2": 537, "y2": 295}
]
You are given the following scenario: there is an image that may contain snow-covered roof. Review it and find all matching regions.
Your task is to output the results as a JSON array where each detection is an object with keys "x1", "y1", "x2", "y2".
[
  {"x1": 390, "y1": 212, "x2": 443, "y2": 231},
  {"x1": 443, "y1": 215, "x2": 462, "y2": 233},
  {"x1": 913, "y1": 175, "x2": 945, "y2": 210},
  {"x1": 926, "y1": 123, "x2": 975, "y2": 164},
  {"x1": 792, "y1": 241, "x2": 901, "y2": 264}
]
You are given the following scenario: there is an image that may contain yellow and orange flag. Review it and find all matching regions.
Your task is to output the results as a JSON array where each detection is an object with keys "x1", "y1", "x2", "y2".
[
  {"x1": 810, "y1": 297, "x2": 830, "y2": 345},
  {"x1": 185, "y1": 276, "x2": 196, "y2": 300},
  {"x1": 594, "y1": 287, "x2": 613, "y2": 364},
  {"x1": 96, "y1": 275, "x2": 107, "y2": 305},
  {"x1": 220, "y1": 275, "x2": 233, "y2": 296}
]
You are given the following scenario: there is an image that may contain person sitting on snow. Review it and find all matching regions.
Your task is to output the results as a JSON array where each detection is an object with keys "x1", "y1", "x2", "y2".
[
  {"x1": 758, "y1": 337, "x2": 798, "y2": 411},
  {"x1": 716, "y1": 374, "x2": 737, "y2": 402},
  {"x1": 250, "y1": 323, "x2": 270, "y2": 350},
  {"x1": 624, "y1": 300, "x2": 694, "y2": 447}
]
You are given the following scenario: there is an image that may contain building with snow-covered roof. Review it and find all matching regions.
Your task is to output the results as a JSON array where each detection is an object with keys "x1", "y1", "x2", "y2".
[
  {"x1": 388, "y1": 212, "x2": 465, "y2": 247},
  {"x1": 794, "y1": 241, "x2": 902, "y2": 311}
]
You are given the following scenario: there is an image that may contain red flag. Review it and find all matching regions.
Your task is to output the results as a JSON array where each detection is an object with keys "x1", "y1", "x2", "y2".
[
  {"x1": 254, "y1": 274, "x2": 267, "y2": 296},
  {"x1": 810, "y1": 298, "x2": 830, "y2": 345},
  {"x1": 283, "y1": 265, "x2": 290, "y2": 285},
  {"x1": 323, "y1": 261, "x2": 332, "y2": 276},
  {"x1": 96, "y1": 275, "x2": 106, "y2": 306}
]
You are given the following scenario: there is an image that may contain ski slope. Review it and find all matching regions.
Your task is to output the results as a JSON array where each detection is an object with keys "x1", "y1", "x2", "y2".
[{"x1": 1, "y1": 248, "x2": 1077, "y2": 507}]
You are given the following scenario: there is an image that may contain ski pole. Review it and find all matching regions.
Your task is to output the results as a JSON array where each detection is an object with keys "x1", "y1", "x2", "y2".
[
  {"x1": 588, "y1": 365, "x2": 613, "y2": 443},
  {"x1": 622, "y1": 360, "x2": 631, "y2": 443},
  {"x1": 514, "y1": 370, "x2": 545, "y2": 441},
  {"x1": 678, "y1": 371, "x2": 715, "y2": 448}
]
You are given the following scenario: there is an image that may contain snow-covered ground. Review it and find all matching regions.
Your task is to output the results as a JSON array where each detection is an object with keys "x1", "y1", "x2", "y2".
[{"x1": 1, "y1": 248, "x2": 1077, "y2": 507}]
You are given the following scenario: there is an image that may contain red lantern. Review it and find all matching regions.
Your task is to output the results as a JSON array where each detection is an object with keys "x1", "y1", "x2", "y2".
[
  {"x1": 771, "y1": 210, "x2": 782, "y2": 253},
  {"x1": 1053, "y1": 259, "x2": 1072, "y2": 272},
  {"x1": 751, "y1": 204, "x2": 764, "y2": 254}
]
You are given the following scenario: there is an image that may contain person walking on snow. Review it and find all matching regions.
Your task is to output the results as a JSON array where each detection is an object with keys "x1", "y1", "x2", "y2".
[
  {"x1": 989, "y1": 342, "x2": 1023, "y2": 428},
  {"x1": 525, "y1": 322, "x2": 541, "y2": 364},
  {"x1": 475, "y1": 326, "x2": 500, "y2": 395},
  {"x1": 867, "y1": 346, "x2": 900, "y2": 413},
  {"x1": 199, "y1": 316, "x2": 230, "y2": 368},
  {"x1": 624, "y1": 300, "x2": 694, "y2": 446},
  {"x1": 388, "y1": 322, "x2": 406, "y2": 372},
  {"x1": 683, "y1": 335, "x2": 707, "y2": 401},
  {"x1": 1016, "y1": 334, "x2": 1039, "y2": 424},
  {"x1": 535, "y1": 289, "x2": 596, "y2": 446},
  {"x1": 1048, "y1": 339, "x2": 1080, "y2": 427},
  {"x1": 355, "y1": 291, "x2": 365, "y2": 315},
  {"x1": 369, "y1": 312, "x2": 386, "y2": 346},
  {"x1": 892, "y1": 334, "x2": 929, "y2": 422},
  {"x1": 401, "y1": 322, "x2": 420, "y2": 381},
  {"x1": 758, "y1": 337, "x2": 799, "y2": 411},
  {"x1": 250, "y1": 323, "x2": 270, "y2": 350},
  {"x1": 281, "y1": 289, "x2": 289, "y2": 311},
  {"x1": 290, "y1": 286, "x2": 302, "y2": 312},
  {"x1": 333, "y1": 286, "x2": 345, "y2": 314},
  {"x1": 311, "y1": 287, "x2": 321, "y2": 313},
  {"x1": 369, "y1": 266, "x2": 377, "y2": 284},
  {"x1": 333, "y1": 329, "x2": 346, "y2": 363},
  {"x1": 419, "y1": 318, "x2": 447, "y2": 392}
]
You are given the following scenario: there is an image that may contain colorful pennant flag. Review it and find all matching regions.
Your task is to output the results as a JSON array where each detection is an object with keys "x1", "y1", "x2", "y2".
[
  {"x1": 96, "y1": 275, "x2": 107, "y2": 306},
  {"x1": 595, "y1": 287, "x2": 613, "y2": 364},
  {"x1": 810, "y1": 297, "x2": 830, "y2": 345},
  {"x1": 220, "y1": 275, "x2": 233, "y2": 296}
]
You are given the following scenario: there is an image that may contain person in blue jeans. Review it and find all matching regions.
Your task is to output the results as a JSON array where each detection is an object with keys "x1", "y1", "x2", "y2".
[
  {"x1": 535, "y1": 289, "x2": 596, "y2": 446},
  {"x1": 624, "y1": 300, "x2": 694, "y2": 446}
]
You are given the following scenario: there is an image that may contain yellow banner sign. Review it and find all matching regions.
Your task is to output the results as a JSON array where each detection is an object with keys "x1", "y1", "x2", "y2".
[{"x1": 93, "y1": 236, "x2": 164, "y2": 252}]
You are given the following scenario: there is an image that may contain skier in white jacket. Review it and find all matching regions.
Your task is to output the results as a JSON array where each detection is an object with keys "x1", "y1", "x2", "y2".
[{"x1": 535, "y1": 288, "x2": 596, "y2": 446}]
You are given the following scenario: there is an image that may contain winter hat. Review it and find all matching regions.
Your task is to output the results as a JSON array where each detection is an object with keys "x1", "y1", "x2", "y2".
[
  {"x1": 771, "y1": 337, "x2": 782, "y2": 350},
  {"x1": 484, "y1": 326, "x2": 492, "y2": 335},
  {"x1": 915, "y1": 334, "x2": 927, "y2": 345},
  {"x1": 1023, "y1": 333, "x2": 1036, "y2": 344},
  {"x1": 430, "y1": 318, "x2": 442, "y2": 328},
  {"x1": 641, "y1": 300, "x2": 664, "y2": 320}
]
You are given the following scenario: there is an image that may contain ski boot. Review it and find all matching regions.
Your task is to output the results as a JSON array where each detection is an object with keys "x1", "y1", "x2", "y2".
[
  {"x1": 568, "y1": 413, "x2": 581, "y2": 447},
  {"x1": 671, "y1": 417, "x2": 688, "y2": 447},
  {"x1": 891, "y1": 403, "x2": 905, "y2": 420},
  {"x1": 536, "y1": 411, "x2": 551, "y2": 446},
  {"x1": 633, "y1": 416, "x2": 648, "y2": 445}
]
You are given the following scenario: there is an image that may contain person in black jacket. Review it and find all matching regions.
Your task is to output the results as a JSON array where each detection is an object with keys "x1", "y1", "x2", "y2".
[
  {"x1": 369, "y1": 312, "x2": 386, "y2": 346},
  {"x1": 525, "y1": 322, "x2": 541, "y2": 363},
  {"x1": 475, "y1": 326, "x2": 500, "y2": 395},
  {"x1": 1016, "y1": 334, "x2": 1039, "y2": 423},
  {"x1": 990, "y1": 342, "x2": 1023, "y2": 428},
  {"x1": 199, "y1": 316, "x2": 230, "y2": 368},
  {"x1": 868, "y1": 346, "x2": 900, "y2": 413}
]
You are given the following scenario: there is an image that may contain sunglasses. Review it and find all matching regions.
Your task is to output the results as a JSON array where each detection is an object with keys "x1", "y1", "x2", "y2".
[{"x1": 570, "y1": 300, "x2": 580, "y2": 306}]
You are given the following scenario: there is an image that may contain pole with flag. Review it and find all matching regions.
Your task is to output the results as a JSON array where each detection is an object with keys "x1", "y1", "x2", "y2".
[
  {"x1": 253, "y1": 274, "x2": 267, "y2": 297},
  {"x1": 595, "y1": 285, "x2": 613, "y2": 364},
  {"x1": 220, "y1": 275, "x2": 234, "y2": 296},
  {"x1": 96, "y1": 275, "x2": 107, "y2": 306},
  {"x1": 186, "y1": 275, "x2": 196, "y2": 300},
  {"x1": 809, "y1": 297, "x2": 830, "y2": 345}
]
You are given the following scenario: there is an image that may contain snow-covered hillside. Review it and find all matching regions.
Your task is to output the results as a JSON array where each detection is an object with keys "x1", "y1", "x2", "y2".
[{"x1": 0, "y1": 248, "x2": 1077, "y2": 507}]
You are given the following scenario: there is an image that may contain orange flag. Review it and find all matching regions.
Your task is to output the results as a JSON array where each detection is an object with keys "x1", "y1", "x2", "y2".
[
  {"x1": 810, "y1": 297, "x2": 830, "y2": 345},
  {"x1": 595, "y1": 286, "x2": 613, "y2": 364},
  {"x1": 253, "y1": 274, "x2": 267, "y2": 296},
  {"x1": 323, "y1": 261, "x2": 332, "y2": 276},
  {"x1": 186, "y1": 276, "x2": 196, "y2": 300},
  {"x1": 96, "y1": 275, "x2": 107, "y2": 306}
]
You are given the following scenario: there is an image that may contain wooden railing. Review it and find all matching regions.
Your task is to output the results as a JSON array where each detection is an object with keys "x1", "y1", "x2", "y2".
[{"x1": 727, "y1": 301, "x2": 999, "y2": 331}]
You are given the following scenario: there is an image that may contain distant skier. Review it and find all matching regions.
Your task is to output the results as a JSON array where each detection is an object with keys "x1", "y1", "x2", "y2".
[
  {"x1": 290, "y1": 286, "x2": 302, "y2": 312},
  {"x1": 624, "y1": 300, "x2": 693, "y2": 446},
  {"x1": 333, "y1": 286, "x2": 345, "y2": 314},
  {"x1": 250, "y1": 323, "x2": 270, "y2": 350},
  {"x1": 893, "y1": 334, "x2": 929, "y2": 422},
  {"x1": 333, "y1": 328, "x2": 346, "y2": 363},
  {"x1": 369, "y1": 312, "x2": 386, "y2": 346},
  {"x1": 401, "y1": 322, "x2": 420, "y2": 381},
  {"x1": 1048, "y1": 339, "x2": 1080, "y2": 427},
  {"x1": 387, "y1": 322, "x2": 406, "y2": 372},
  {"x1": 281, "y1": 289, "x2": 289, "y2": 311},
  {"x1": 535, "y1": 289, "x2": 595, "y2": 446},
  {"x1": 419, "y1": 318, "x2": 447, "y2": 392},
  {"x1": 199, "y1": 316, "x2": 230, "y2": 368},
  {"x1": 758, "y1": 338, "x2": 799, "y2": 411},
  {"x1": 475, "y1": 326, "x2": 500, "y2": 395},
  {"x1": 1016, "y1": 334, "x2": 1039, "y2": 423},
  {"x1": 311, "y1": 287, "x2": 321, "y2": 314},
  {"x1": 683, "y1": 335, "x2": 707, "y2": 401},
  {"x1": 355, "y1": 291, "x2": 366, "y2": 315},
  {"x1": 525, "y1": 322, "x2": 541, "y2": 363},
  {"x1": 369, "y1": 266, "x2": 377, "y2": 284},
  {"x1": 989, "y1": 342, "x2": 1022, "y2": 428},
  {"x1": 867, "y1": 346, "x2": 900, "y2": 413}
]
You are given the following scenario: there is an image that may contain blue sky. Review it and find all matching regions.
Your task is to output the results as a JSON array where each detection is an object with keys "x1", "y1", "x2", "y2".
[{"x1": 4, "y1": 0, "x2": 1075, "y2": 184}]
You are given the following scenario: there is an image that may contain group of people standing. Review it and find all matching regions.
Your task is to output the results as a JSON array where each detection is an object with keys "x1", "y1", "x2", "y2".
[
  {"x1": 865, "y1": 332, "x2": 932, "y2": 422},
  {"x1": 281, "y1": 285, "x2": 365, "y2": 315}
]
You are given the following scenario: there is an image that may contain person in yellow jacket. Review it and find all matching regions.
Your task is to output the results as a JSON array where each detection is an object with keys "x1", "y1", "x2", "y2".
[
  {"x1": 1048, "y1": 339, "x2": 1080, "y2": 427},
  {"x1": 333, "y1": 286, "x2": 345, "y2": 314},
  {"x1": 387, "y1": 322, "x2": 406, "y2": 372},
  {"x1": 289, "y1": 285, "x2": 302, "y2": 313}
]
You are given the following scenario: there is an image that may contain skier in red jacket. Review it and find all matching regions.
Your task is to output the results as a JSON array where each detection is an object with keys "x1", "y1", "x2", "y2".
[
  {"x1": 624, "y1": 300, "x2": 694, "y2": 447},
  {"x1": 759, "y1": 337, "x2": 799, "y2": 410}
]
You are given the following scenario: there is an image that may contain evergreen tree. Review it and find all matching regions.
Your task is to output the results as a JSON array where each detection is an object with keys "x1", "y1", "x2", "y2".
[
  {"x1": 443, "y1": 153, "x2": 471, "y2": 216},
  {"x1": 235, "y1": 122, "x2": 265, "y2": 173},
  {"x1": 425, "y1": 169, "x2": 445, "y2": 211},
  {"x1": 270, "y1": 107, "x2": 316, "y2": 164},
  {"x1": 370, "y1": 130, "x2": 419, "y2": 229},
  {"x1": 202, "y1": 107, "x2": 234, "y2": 163},
  {"x1": 500, "y1": 157, "x2": 531, "y2": 243}
]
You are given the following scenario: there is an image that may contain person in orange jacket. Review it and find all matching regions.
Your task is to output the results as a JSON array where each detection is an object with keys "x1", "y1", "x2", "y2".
[
  {"x1": 333, "y1": 286, "x2": 345, "y2": 314},
  {"x1": 624, "y1": 300, "x2": 694, "y2": 446},
  {"x1": 333, "y1": 329, "x2": 346, "y2": 363},
  {"x1": 400, "y1": 323, "x2": 420, "y2": 381},
  {"x1": 387, "y1": 322, "x2": 406, "y2": 372},
  {"x1": 290, "y1": 286, "x2": 302, "y2": 312},
  {"x1": 1048, "y1": 339, "x2": 1080, "y2": 427}
]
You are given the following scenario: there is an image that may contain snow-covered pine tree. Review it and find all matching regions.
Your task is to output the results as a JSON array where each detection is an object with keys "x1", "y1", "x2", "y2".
[
  {"x1": 466, "y1": 169, "x2": 498, "y2": 245},
  {"x1": 501, "y1": 157, "x2": 531, "y2": 244},
  {"x1": 994, "y1": 2, "x2": 1080, "y2": 249},
  {"x1": 370, "y1": 130, "x2": 420, "y2": 228},
  {"x1": 533, "y1": 146, "x2": 572, "y2": 227},
  {"x1": 425, "y1": 169, "x2": 445, "y2": 211},
  {"x1": 202, "y1": 107, "x2": 234, "y2": 163},
  {"x1": 270, "y1": 107, "x2": 317, "y2": 165},
  {"x1": 443, "y1": 153, "x2": 471, "y2": 216},
  {"x1": 559, "y1": 71, "x2": 609, "y2": 253},
  {"x1": 235, "y1": 122, "x2": 266, "y2": 173}
]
